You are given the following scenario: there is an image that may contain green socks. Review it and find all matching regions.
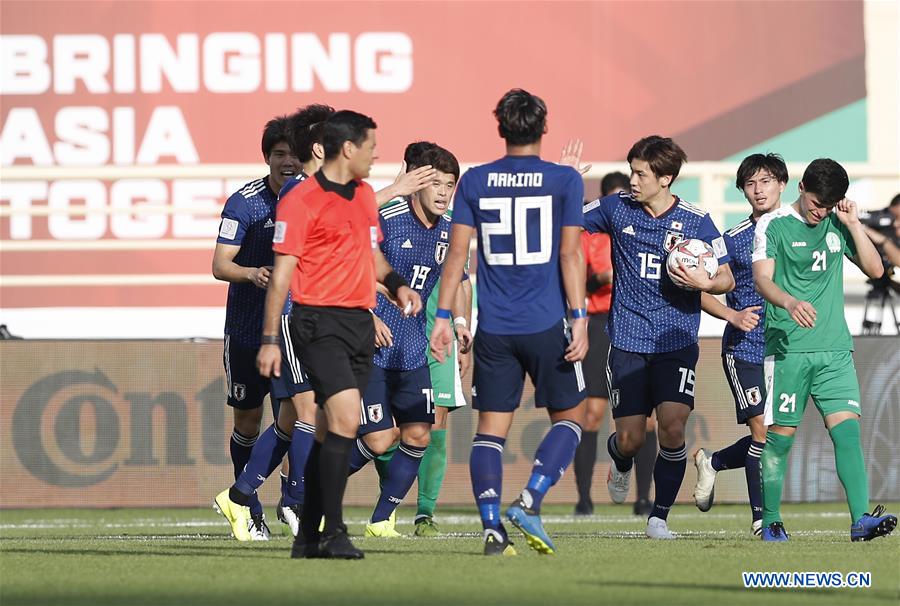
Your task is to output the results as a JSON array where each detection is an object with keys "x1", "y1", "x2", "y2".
[
  {"x1": 761, "y1": 430, "x2": 794, "y2": 526},
  {"x1": 416, "y1": 429, "x2": 448, "y2": 519},
  {"x1": 371, "y1": 429, "x2": 449, "y2": 519},
  {"x1": 828, "y1": 419, "x2": 869, "y2": 524},
  {"x1": 374, "y1": 442, "x2": 399, "y2": 490}
]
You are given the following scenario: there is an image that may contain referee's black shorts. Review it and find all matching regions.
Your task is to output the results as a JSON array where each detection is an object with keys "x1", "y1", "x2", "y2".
[
  {"x1": 289, "y1": 305, "x2": 375, "y2": 406},
  {"x1": 584, "y1": 312, "x2": 611, "y2": 399}
]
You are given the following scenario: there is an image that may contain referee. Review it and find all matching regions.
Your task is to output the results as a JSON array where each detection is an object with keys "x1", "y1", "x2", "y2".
[{"x1": 258, "y1": 110, "x2": 422, "y2": 559}]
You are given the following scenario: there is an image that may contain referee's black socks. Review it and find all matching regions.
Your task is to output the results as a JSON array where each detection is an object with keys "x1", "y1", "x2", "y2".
[{"x1": 319, "y1": 432, "x2": 355, "y2": 535}]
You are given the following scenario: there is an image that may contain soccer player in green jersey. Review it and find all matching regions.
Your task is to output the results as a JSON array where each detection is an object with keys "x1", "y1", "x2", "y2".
[{"x1": 751, "y1": 158, "x2": 897, "y2": 542}]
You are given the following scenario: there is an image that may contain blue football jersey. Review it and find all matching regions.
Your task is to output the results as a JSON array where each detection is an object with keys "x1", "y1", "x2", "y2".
[
  {"x1": 722, "y1": 216, "x2": 765, "y2": 363},
  {"x1": 374, "y1": 202, "x2": 453, "y2": 370},
  {"x1": 452, "y1": 155, "x2": 584, "y2": 335},
  {"x1": 276, "y1": 171, "x2": 309, "y2": 315},
  {"x1": 583, "y1": 192, "x2": 731, "y2": 353},
  {"x1": 218, "y1": 177, "x2": 279, "y2": 347}
]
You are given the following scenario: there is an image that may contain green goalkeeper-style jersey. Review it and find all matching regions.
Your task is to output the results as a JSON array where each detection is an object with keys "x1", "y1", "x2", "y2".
[{"x1": 751, "y1": 205, "x2": 857, "y2": 355}]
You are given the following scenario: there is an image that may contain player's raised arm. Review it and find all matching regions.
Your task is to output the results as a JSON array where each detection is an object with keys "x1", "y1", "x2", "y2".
[
  {"x1": 836, "y1": 198, "x2": 885, "y2": 280},
  {"x1": 257, "y1": 252, "x2": 295, "y2": 377},
  {"x1": 376, "y1": 162, "x2": 437, "y2": 206}
]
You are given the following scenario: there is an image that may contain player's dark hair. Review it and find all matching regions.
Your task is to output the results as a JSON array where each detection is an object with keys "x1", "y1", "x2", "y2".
[
  {"x1": 889, "y1": 193, "x2": 900, "y2": 208},
  {"x1": 627, "y1": 135, "x2": 688, "y2": 183},
  {"x1": 801, "y1": 158, "x2": 849, "y2": 207},
  {"x1": 404, "y1": 141, "x2": 438, "y2": 168},
  {"x1": 261, "y1": 115, "x2": 292, "y2": 160},
  {"x1": 601, "y1": 172, "x2": 630, "y2": 196},
  {"x1": 289, "y1": 104, "x2": 335, "y2": 163},
  {"x1": 735, "y1": 153, "x2": 789, "y2": 189},
  {"x1": 494, "y1": 88, "x2": 547, "y2": 146},
  {"x1": 322, "y1": 110, "x2": 377, "y2": 160},
  {"x1": 416, "y1": 146, "x2": 460, "y2": 181}
]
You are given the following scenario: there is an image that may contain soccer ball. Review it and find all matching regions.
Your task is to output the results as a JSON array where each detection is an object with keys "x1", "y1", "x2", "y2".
[{"x1": 666, "y1": 239, "x2": 718, "y2": 290}]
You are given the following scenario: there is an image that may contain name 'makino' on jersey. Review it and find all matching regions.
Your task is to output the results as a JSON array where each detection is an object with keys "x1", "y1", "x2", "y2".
[{"x1": 451, "y1": 155, "x2": 584, "y2": 335}]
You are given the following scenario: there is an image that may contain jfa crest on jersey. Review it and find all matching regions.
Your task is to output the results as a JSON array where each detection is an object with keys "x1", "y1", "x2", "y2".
[
  {"x1": 374, "y1": 202, "x2": 452, "y2": 371},
  {"x1": 583, "y1": 192, "x2": 730, "y2": 354}
]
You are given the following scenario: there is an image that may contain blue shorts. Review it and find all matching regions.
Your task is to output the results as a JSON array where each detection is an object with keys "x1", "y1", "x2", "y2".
[
  {"x1": 722, "y1": 353, "x2": 765, "y2": 424},
  {"x1": 224, "y1": 336, "x2": 269, "y2": 410},
  {"x1": 270, "y1": 314, "x2": 313, "y2": 401},
  {"x1": 607, "y1": 344, "x2": 699, "y2": 418},
  {"x1": 358, "y1": 365, "x2": 434, "y2": 435},
  {"x1": 472, "y1": 319, "x2": 586, "y2": 413}
]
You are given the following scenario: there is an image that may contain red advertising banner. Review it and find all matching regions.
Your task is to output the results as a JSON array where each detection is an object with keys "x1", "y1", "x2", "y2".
[{"x1": 0, "y1": 1, "x2": 866, "y2": 310}]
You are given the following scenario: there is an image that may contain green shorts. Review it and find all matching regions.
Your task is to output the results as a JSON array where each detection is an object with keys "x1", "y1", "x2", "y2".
[
  {"x1": 763, "y1": 350, "x2": 861, "y2": 427},
  {"x1": 427, "y1": 340, "x2": 467, "y2": 409}
]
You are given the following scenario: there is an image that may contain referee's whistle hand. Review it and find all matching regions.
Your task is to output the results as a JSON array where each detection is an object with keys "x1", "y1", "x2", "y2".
[{"x1": 256, "y1": 344, "x2": 281, "y2": 378}]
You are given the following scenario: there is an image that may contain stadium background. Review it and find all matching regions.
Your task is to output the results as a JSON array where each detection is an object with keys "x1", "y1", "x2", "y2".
[{"x1": 1, "y1": 1, "x2": 898, "y2": 508}]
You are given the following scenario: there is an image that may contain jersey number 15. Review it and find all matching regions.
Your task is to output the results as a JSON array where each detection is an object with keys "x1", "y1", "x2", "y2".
[{"x1": 479, "y1": 196, "x2": 552, "y2": 266}]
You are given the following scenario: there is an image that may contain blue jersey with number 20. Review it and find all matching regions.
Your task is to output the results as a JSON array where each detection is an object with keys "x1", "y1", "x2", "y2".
[{"x1": 452, "y1": 155, "x2": 584, "y2": 335}]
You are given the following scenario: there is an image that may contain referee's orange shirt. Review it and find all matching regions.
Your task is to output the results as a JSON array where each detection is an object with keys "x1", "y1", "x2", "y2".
[
  {"x1": 582, "y1": 231, "x2": 612, "y2": 314},
  {"x1": 273, "y1": 174, "x2": 382, "y2": 309}
]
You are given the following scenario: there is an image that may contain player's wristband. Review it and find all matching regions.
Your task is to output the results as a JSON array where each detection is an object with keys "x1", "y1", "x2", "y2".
[
  {"x1": 383, "y1": 271, "x2": 409, "y2": 298},
  {"x1": 453, "y1": 316, "x2": 468, "y2": 327},
  {"x1": 436, "y1": 308, "x2": 452, "y2": 320},
  {"x1": 571, "y1": 308, "x2": 587, "y2": 319},
  {"x1": 261, "y1": 334, "x2": 280, "y2": 345}
]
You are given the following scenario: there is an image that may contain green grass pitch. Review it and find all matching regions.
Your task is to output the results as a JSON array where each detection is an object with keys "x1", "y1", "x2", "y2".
[{"x1": 1, "y1": 503, "x2": 897, "y2": 605}]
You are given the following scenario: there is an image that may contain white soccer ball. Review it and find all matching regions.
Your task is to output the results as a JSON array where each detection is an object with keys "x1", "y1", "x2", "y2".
[{"x1": 666, "y1": 238, "x2": 718, "y2": 290}]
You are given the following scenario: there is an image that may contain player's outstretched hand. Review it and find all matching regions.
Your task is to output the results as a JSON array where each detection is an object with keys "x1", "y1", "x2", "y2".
[
  {"x1": 835, "y1": 197, "x2": 860, "y2": 226},
  {"x1": 257, "y1": 344, "x2": 281, "y2": 378},
  {"x1": 373, "y1": 314, "x2": 393, "y2": 348},
  {"x1": 396, "y1": 286, "x2": 423, "y2": 317},
  {"x1": 565, "y1": 317, "x2": 589, "y2": 362},
  {"x1": 669, "y1": 260, "x2": 714, "y2": 291},
  {"x1": 730, "y1": 305, "x2": 762, "y2": 332},
  {"x1": 393, "y1": 162, "x2": 436, "y2": 197},
  {"x1": 786, "y1": 297, "x2": 816, "y2": 328},
  {"x1": 456, "y1": 325, "x2": 473, "y2": 354},
  {"x1": 430, "y1": 319, "x2": 453, "y2": 364},
  {"x1": 249, "y1": 266, "x2": 272, "y2": 289},
  {"x1": 559, "y1": 138, "x2": 592, "y2": 176}
]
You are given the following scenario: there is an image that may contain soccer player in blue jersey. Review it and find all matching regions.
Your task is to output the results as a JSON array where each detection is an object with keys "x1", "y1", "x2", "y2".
[
  {"x1": 215, "y1": 105, "x2": 335, "y2": 541},
  {"x1": 693, "y1": 154, "x2": 787, "y2": 536},
  {"x1": 431, "y1": 89, "x2": 588, "y2": 556},
  {"x1": 344, "y1": 145, "x2": 467, "y2": 537},
  {"x1": 212, "y1": 115, "x2": 314, "y2": 540},
  {"x1": 583, "y1": 135, "x2": 735, "y2": 539}
]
